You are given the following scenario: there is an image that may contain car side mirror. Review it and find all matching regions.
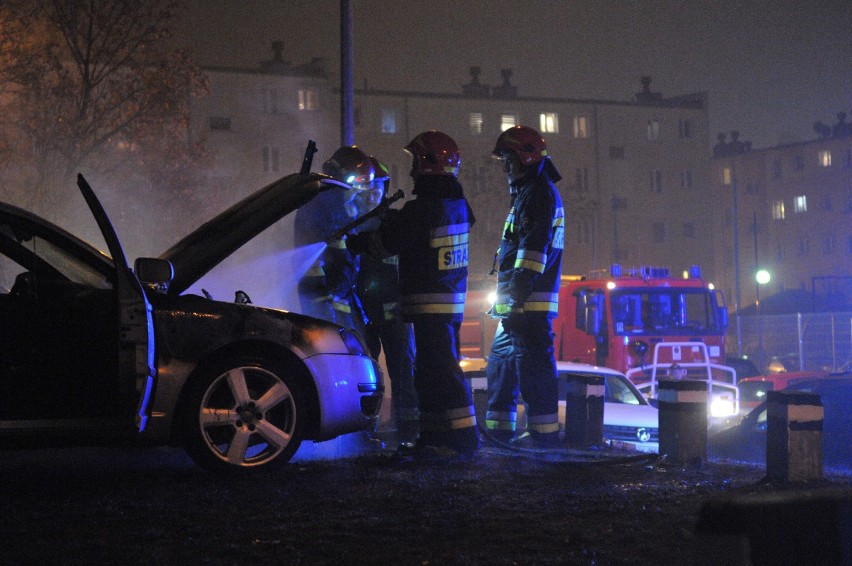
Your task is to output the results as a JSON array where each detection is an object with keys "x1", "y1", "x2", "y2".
[{"x1": 134, "y1": 257, "x2": 174, "y2": 293}]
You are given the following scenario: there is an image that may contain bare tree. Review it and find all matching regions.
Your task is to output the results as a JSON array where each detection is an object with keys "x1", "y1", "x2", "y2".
[{"x1": 0, "y1": 0, "x2": 208, "y2": 217}]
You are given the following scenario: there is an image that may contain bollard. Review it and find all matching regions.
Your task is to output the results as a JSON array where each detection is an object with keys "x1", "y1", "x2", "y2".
[
  {"x1": 658, "y1": 379, "x2": 707, "y2": 464},
  {"x1": 766, "y1": 390, "x2": 823, "y2": 483},
  {"x1": 563, "y1": 373, "x2": 605, "y2": 447}
]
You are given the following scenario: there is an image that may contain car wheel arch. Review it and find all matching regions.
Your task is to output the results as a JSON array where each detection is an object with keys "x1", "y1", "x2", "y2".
[{"x1": 174, "y1": 343, "x2": 321, "y2": 472}]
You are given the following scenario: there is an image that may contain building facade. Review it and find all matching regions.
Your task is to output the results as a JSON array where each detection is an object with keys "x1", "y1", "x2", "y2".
[
  {"x1": 711, "y1": 119, "x2": 852, "y2": 314},
  {"x1": 189, "y1": 49, "x2": 715, "y2": 294}
]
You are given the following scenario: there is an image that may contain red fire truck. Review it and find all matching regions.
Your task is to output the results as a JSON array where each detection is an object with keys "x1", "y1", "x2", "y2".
[
  {"x1": 461, "y1": 265, "x2": 740, "y2": 419},
  {"x1": 553, "y1": 264, "x2": 739, "y2": 417}
]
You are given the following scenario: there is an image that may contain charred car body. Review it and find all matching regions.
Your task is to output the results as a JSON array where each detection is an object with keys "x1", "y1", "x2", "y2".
[{"x1": 0, "y1": 173, "x2": 383, "y2": 473}]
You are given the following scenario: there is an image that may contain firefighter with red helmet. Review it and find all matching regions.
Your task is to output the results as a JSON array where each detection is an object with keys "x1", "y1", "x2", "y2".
[
  {"x1": 486, "y1": 125, "x2": 564, "y2": 447},
  {"x1": 353, "y1": 157, "x2": 419, "y2": 447},
  {"x1": 294, "y1": 145, "x2": 372, "y2": 334},
  {"x1": 347, "y1": 131, "x2": 479, "y2": 459}
]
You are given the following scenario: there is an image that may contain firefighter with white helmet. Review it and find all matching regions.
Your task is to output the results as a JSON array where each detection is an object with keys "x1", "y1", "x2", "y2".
[
  {"x1": 486, "y1": 125, "x2": 565, "y2": 447},
  {"x1": 353, "y1": 156, "x2": 419, "y2": 448},
  {"x1": 294, "y1": 145, "x2": 373, "y2": 333},
  {"x1": 347, "y1": 131, "x2": 479, "y2": 459}
]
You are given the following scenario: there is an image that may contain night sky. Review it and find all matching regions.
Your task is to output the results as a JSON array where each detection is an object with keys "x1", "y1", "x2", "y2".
[{"x1": 176, "y1": 0, "x2": 851, "y2": 149}]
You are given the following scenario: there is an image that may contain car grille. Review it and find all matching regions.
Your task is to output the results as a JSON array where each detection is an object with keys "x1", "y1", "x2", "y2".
[{"x1": 603, "y1": 425, "x2": 659, "y2": 443}]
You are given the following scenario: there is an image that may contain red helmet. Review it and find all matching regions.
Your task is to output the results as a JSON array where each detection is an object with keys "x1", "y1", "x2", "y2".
[
  {"x1": 403, "y1": 131, "x2": 460, "y2": 176},
  {"x1": 369, "y1": 156, "x2": 390, "y2": 183},
  {"x1": 322, "y1": 146, "x2": 374, "y2": 186},
  {"x1": 493, "y1": 125, "x2": 548, "y2": 166}
]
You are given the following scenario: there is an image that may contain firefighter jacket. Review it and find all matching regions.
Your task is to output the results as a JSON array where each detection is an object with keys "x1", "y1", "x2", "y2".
[
  {"x1": 493, "y1": 164, "x2": 564, "y2": 317},
  {"x1": 369, "y1": 176, "x2": 474, "y2": 323},
  {"x1": 355, "y1": 216, "x2": 402, "y2": 324},
  {"x1": 294, "y1": 189, "x2": 364, "y2": 325}
]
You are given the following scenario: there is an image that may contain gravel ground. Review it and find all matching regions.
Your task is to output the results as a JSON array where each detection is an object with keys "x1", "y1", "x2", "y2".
[{"x1": 2, "y1": 436, "x2": 850, "y2": 565}]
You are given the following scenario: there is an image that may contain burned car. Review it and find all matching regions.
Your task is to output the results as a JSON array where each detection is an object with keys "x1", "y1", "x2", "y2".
[{"x1": 0, "y1": 173, "x2": 383, "y2": 473}]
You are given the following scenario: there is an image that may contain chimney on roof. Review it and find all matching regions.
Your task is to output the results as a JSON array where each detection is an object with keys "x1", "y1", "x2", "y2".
[
  {"x1": 260, "y1": 41, "x2": 291, "y2": 74},
  {"x1": 634, "y1": 76, "x2": 663, "y2": 104},
  {"x1": 492, "y1": 68, "x2": 517, "y2": 98},
  {"x1": 462, "y1": 66, "x2": 490, "y2": 97}
]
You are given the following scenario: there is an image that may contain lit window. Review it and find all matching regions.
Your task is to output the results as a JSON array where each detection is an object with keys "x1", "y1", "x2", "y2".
[
  {"x1": 469, "y1": 113, "x2": 484, "y2": 135},
  {"x1": 771, "y1": 200, "x2": 785, "y2": 220},
  {"x1": 573, "y1": 116, "x2": 588, "y2": 139},
  {"x1": 539, "y1": 112, "x2": 559, "y2": 134},
  {"x1": 381, "y1": 109, "x2": 397, "y2": 134},
  {"x1": 650, "y1": 170, "x2": 663, "y2": 193},
  {"x1": 298, "y1": 89, "x2": 317, "y2": 110},
  {"x1": 794, "y1": 195, "x2": 807, "y2": 213},
  {"x1": 647, "y1": 119, "x2": 660, "y2": 140},
  {"x1": 500, "y1": 114, "x2": 517, "y2": 131},
  {"x1": 818, "y1": 150, "x2": 831, "y2": 167},
  {"x1": 722, "y1": 167, "x2": 732, "y2": 185}
]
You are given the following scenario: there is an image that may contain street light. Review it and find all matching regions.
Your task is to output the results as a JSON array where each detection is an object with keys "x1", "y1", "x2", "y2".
[{"x1": 755, "y1": 269, "x2": 771, "y2": 308}]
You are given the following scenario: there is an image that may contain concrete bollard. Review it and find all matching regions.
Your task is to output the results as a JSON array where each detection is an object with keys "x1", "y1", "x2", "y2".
[
  {"x1": 563, "y1": 373, "x2": 605, "y2": 447},
  {"x1": 658, "y1": 379, "x2": 707, "y2": 464},
  {"x1": 766, "y1": 390, "x2": 823, "y2": 483}
]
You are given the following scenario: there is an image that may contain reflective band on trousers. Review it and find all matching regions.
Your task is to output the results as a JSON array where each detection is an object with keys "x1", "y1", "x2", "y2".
[
  {"x1": 485, "y1": 410, "x2": 517, "y2": 432},
  {"x1": 420, "y1": 405, "x2": 477, "y2": 432},
  {"x1": 527, "y1": 413, "x2": 560, "y2": 434}
]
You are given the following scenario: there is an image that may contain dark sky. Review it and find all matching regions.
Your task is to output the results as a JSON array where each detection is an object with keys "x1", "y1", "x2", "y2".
[{"x1": 177, "y1": 0, "x2": 852, "y2": 149}]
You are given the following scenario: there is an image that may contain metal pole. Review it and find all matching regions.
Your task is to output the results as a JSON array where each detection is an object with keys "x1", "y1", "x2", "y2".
[
  {"x1": 339, "y1": 0, "x2": 354, "y2": 146},
  {"x1": 732, "y1": 169, "x2": 742, "y2": 356}
]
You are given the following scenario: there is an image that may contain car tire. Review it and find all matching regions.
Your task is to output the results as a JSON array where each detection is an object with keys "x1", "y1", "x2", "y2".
[{"x1": 181, "y1": 356, "x2": 306, "y2": 473}]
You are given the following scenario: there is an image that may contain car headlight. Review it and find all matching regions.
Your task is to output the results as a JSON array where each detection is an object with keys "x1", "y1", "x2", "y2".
[
  {"x1": 339, "y1": 328, "x2": 369, "y2": 356},
  {"x1": 710, "y1": 395, "x2": 736, "y2": 418}
]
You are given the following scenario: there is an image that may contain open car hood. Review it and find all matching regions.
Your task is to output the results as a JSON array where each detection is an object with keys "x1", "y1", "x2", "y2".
[{"x1": 160, "y1": 172, "x2": 349, "y2": 295}]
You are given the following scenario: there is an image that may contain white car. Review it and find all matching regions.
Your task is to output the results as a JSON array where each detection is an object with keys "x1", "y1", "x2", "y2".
[{"x1": 464, "y1": 358, "x2": 658, "y2": 452}]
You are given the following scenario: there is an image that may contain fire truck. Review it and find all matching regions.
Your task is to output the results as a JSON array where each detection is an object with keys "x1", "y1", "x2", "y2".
[{"x1": 461, "y1": 265, "x2": 740, "y2": 419}]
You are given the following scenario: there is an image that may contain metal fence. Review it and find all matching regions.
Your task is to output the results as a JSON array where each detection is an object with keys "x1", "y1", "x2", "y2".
[{"x1": 728, "y1": 311, "x2": 852, "y2": 373}]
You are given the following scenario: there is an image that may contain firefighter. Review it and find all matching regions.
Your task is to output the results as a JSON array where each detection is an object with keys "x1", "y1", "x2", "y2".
[
  {"x1": 354, "y1": 157, "x2": 419, "y2": 447},
  {"x1": 485, "y1": 125, "x2": 564, "y2": 447},
  {"x1": 347, "y1": 131, "x2": 479, "y2": 459},
  {"x1": 293, "y1": 145, "x2": 373, "y2": 336}
]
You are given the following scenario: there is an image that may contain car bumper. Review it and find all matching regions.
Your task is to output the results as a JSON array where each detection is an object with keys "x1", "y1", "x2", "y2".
[{"x1": 304, "y1": 353, "x2": 383, "y2": 441}]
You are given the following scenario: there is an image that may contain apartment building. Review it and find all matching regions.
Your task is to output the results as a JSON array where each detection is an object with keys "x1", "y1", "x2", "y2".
[
  {"x1": 711, "y1": 118, "x2": 852, "y2": 313},
  {"x1": 189, "y1": 47, "x2": 714, "y2": 292}
]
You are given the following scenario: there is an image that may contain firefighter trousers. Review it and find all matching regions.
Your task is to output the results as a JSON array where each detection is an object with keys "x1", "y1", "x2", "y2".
[
  {"x1": 363, "y1": 320, "x2": 419, "y2": 438},
  {"x1": 412, "y1": 318, "x2": 479, "y2": 453},
  {"x1": 485, "y1": 314, "x2": 560, "y2": 438}
]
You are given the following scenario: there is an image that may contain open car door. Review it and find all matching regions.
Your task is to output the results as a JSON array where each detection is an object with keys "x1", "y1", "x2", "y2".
[{"x1": 77, "y1": 175, "x2": 156, "y2": 431}]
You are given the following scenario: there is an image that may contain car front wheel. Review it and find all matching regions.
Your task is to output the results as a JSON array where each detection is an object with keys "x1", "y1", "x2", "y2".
[{"x1": 182, "y1": 357, "x2": 305, "y2": 473}]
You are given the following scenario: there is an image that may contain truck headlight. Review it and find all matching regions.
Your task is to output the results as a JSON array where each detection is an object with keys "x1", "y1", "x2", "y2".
[{"x1": 710, "y1": 396, "x2": 736, "y2": 418}]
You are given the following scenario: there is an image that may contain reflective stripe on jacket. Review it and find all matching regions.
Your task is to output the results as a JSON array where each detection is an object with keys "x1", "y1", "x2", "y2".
[{"x1": 494, "y1": 169, "x2": 564, "y2": 316}]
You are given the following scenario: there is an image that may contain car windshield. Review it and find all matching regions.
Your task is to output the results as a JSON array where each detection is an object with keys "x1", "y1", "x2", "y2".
[
  {"x1": 0, "y1": 223, "x2": 112, "y2": 291},
  {"x1": 610, "y1": 288, "x2": 719, "y2": 336},
  {"x1": 605, "y1": 375, "x2": 643, "y2": 405}
]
